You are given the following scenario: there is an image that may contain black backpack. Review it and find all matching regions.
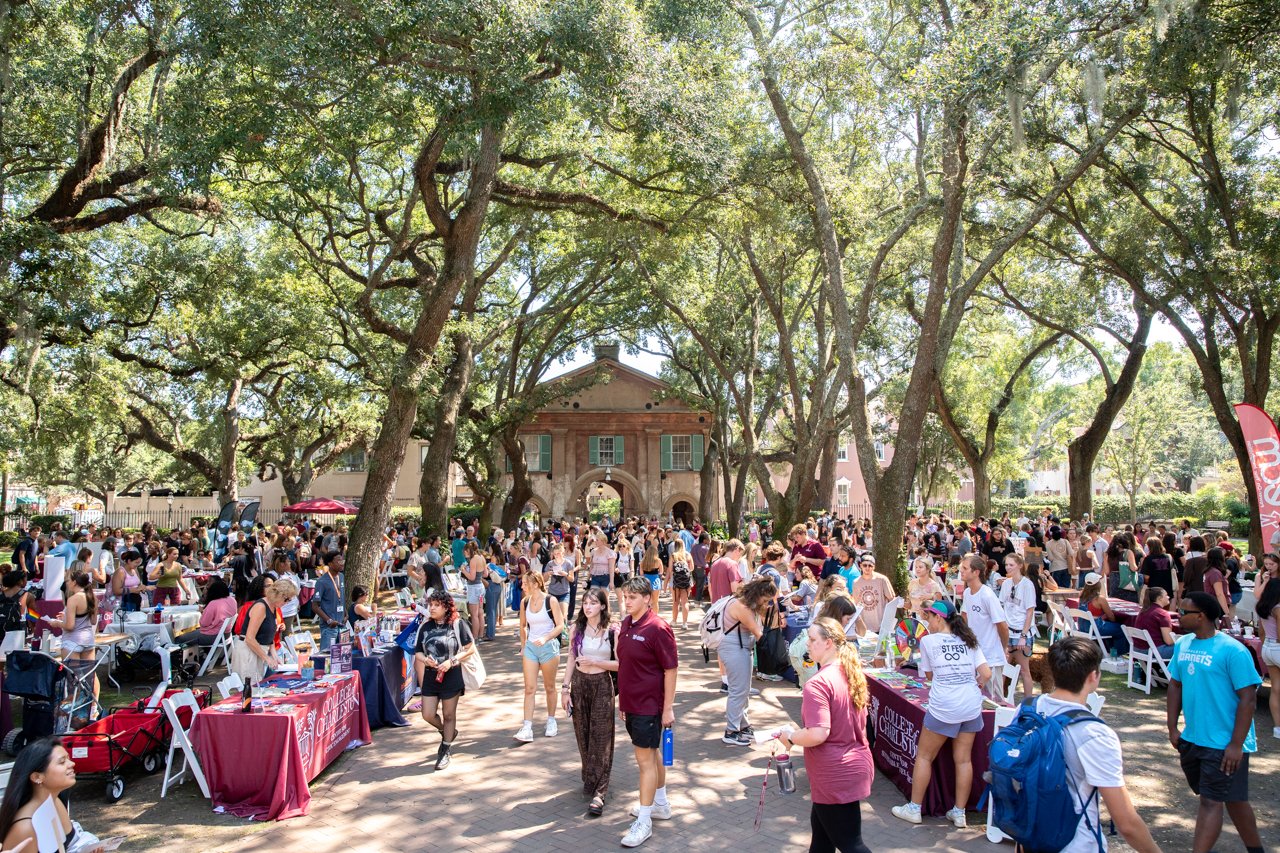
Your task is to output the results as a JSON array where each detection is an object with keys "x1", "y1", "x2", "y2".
[{"x1": 755, "y1": 602, "x2": 790, "y2": 676}]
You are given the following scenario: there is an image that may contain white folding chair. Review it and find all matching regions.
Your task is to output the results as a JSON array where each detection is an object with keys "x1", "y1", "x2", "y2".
[
  {"x1": 281, "y1": 631, "x2": 315, "y2": 663},
  {"x1": 216, "y1": 671, "x2": 244, "y2": 700},
  {"x1": 1086, "y1": 692, "x2": 1106, "y2": 716},
  {"x1": 196, "y1": 617, "x2": 235, "y2": 677},
  {"x1": 395, "y1": 588, "x2": 414, "y2": 608},
  {"x1": 161, "y1": 690, "x2": 210, "y2": 798},
  {"x1": 1122, "y1": 626, "x2": 1171, "y2": 695},
  {"x1": 1066, "y1": 608, "x2": 1110, "y2": 658},
  {"x1": 1046, "y1": 600, "x2": 1071, "y2": 645},
  {"x1": 1000, "y1": 669, "x2": 1019, "y2": 705}
]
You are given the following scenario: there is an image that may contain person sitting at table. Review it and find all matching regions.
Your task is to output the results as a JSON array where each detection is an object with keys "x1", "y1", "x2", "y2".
[
  {"x1": 108, "y1": 550, "x2": 145, "y2": 613},
  {"x1": 1079, "y1": 572, "x2": 1129, "y2": 656},
  {"x1": 229, "y1": 576, "x2": 298, "y2": 684},
  {"x1": 1133, "y1": 586, "x2": 1177, "y2": 661},
  {"x1": 907, "y1": 556, "x2": 946, "y2": 617},
  {"x1": 0, "y1": 567, "x2": 31, "y2": 641},
  {"x1": 175, "y1": 579, "x2": 237, "y2": 648},
  {"x1": 46, "y1": 570, "x2": 99, "y2": 709},
  {"x1": 148, "y1": 546, "x2": 183, "y2": 607},
  {"x1": 414, "y1": 589, "x2": 477, "y2": 771},
  {"x1": 0, "y1": 737, "x2": 107, "y2": 853},
  {"x1": 349, "y1": 585, "x2": 377, "y2": 628},
  {"x1": 892, "y1": 599, "x2": 993, "y2": 829},
  {"x1": 790, "y1": 595, "x2": 858, "y2": 686}
]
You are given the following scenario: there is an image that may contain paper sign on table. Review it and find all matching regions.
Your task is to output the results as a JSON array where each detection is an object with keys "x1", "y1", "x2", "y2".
[{"x1": 330, "y1": 641, "x2": 352, "y2": 674}]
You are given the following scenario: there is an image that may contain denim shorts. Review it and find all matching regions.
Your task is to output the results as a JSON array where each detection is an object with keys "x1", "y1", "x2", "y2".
[
  {"x1": 923, "y1": 710, "x2": 984, "y2": 738},
  {"x1": 466, "y1": 583, "x2": 485, "y2": 605},
  {"x1": 523, "y1": 639, "x2": 560, "y2": 664},
  {"x1": 588, "y1": 574, "x2": 611, "y2": 588}
]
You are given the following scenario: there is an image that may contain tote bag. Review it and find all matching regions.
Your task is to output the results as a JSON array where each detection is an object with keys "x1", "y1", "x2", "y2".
[{"x1": 452, "y1": 620, "x2": 486, "y2": 689}]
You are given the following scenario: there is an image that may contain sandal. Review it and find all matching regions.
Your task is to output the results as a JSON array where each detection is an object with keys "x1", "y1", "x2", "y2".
[{"x1": 588, "y1": 796, "x2": 605, "y2": 817}]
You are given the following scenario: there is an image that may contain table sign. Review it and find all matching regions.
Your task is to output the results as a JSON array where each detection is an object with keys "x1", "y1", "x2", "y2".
[{"x1": 330, "y1": 641, "x2": 352, "y2": 674}]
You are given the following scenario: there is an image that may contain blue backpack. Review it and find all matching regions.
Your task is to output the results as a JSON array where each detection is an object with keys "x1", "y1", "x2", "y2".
[{"x1": 988, "y1": 698, "x2": 1104, "y2": 852}]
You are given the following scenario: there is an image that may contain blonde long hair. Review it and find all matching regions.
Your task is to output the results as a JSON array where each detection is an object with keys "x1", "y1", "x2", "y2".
[{"x1": 810, "y1": 616, "x2": 869, "y2": 709}]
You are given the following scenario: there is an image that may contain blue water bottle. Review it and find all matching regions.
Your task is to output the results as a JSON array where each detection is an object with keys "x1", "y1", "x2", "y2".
[{"x1": 661, "y1": 726, "x2": 674, "y2": 766}]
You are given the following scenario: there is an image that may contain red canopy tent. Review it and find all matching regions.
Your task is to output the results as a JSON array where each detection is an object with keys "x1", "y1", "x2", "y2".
[{"x1": 280, "y1": 498, "x2": 359, "y2": 515}]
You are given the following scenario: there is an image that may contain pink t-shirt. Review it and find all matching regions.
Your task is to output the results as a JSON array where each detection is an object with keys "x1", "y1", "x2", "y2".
[
  {"x1": 801, "y1": 663, "x2": 873, "y2": 804},
  {"x1": 199, "y1": 596, "x2": 238, "y2": 636},
  {"x1": 709, "y1": 557, "x2": 740, "y2": 602}
]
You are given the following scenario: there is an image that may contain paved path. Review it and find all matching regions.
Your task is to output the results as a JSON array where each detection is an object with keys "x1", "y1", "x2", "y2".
[
  {"x1": 75, "y1": 605, "x2": 1277, "y2": 852},
  {"x1": 208, "y1": 622, "x2": 990, "y2": 853}
]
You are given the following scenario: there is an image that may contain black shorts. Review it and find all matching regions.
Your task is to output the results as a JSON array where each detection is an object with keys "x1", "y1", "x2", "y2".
[
  {"x1": 1177, "y1": 740, "x2": 1250, "y2": 802},
  {"x1": 625, "y1": 713, "x2": 662, "y2": 749}
]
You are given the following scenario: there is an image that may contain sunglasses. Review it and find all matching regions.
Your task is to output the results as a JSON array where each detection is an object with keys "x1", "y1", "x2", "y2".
[{"x1": 1178, "y1": 608, "x2": 1202, "y2": 616}]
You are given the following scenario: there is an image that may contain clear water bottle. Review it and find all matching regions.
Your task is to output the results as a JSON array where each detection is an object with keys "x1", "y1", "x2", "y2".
[
  {"x1": 775, "y1": 753, "x2": 796, "y2": 794},
  {"x1": 661, "y1": 726, "x2": 674, "y2": 767},
  {"x1": 1230, "y1": 616, "x2": 1241, "y2": 635}
]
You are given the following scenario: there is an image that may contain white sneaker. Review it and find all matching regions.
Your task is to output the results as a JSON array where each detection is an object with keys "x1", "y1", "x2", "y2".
[
  {"x1": 1273, "y1": 726, "x2": 1280, "y2": 739},
  {"x1": 545, "y1": 717, "x2": 558, "y2": 737},
  {"x1": 630, "y1": 803, "x2": 672, "y2": 820},
  {"x1": 514, "y1": 722, "x2": 534, "y2": 743},
  {"x1": 946, "y1": 807, "x2": 967, "y2": 828},
  {"x1": 620, "y1": 818, "x2": 653, "y2": 848},
  {"x1": 891, "y1": 802, "x2": 922, "y2": 824}
]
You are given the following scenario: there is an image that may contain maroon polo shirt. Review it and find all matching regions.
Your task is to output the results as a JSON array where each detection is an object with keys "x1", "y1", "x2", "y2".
[
  {"x1": 792, "y1": 539, "x2": 827, "y2": 569},
  {"x1": 616, "y1": 609, "x2": 678, "y2": 716}
]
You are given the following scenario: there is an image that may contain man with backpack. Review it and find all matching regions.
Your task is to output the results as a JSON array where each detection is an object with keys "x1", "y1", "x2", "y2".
[
  {"x1": 1167, "y1": 591, "x2": 1265, "y2": 853},
  {"x1": 989, "y1": 637, "x2": 1161, "y2": 852}
]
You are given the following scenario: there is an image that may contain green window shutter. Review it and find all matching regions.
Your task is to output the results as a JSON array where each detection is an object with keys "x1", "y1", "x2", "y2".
[
  {"x1": 660, "y1": 434, "x2": 672, "y2": 472},
  {"x1": 540, "y1": 434, "x2": 552, "y2": 472},
  {"x1": 691, "y1": 434, "x2": 705, "y2": 471},
  {"x1": 589, "y1": 435, "x2": 599, "y2": 466},
  {"x1": 615, "y1": 435, "x2": 624, "y2": 465},
  {"x1": 505, "y1": 454, "x2": 511, "y2": 473}
]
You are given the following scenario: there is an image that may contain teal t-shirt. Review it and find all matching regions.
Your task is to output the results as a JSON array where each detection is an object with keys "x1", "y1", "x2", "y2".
[
  {"x1": 450, "y1": 537, "x2": 466, "y2": 568},
  {"x1": 838, "y1": 566, "x2": 861, "y2": 591},
  {"x1": 1170, "y1": 632, "x2": 1262, "y2": 752}
]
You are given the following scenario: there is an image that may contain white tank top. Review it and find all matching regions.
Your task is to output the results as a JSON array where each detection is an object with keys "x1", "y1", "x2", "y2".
[
  {"x1": 526, "y1": 596, "x2": 555, "y2": 636},
  {"x1": 616, "y1": 550, "x2": 632, "y2": 572},
  {"x1": 579, "y1": 630, "x2": 611, "y2": 663}
]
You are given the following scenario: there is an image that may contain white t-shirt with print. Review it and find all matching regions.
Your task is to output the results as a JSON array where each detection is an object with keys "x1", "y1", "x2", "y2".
[
  {"x1": 918, "y1": 632, "x2": 987, "y2": 724},
  {"x1": 962, "y1": 585, "x2": 1008, "y2": 669},
  {"x1": 998, "y1": 576, "x2": 1037, "y2": 633},
  {"x1": 1034, "y1": 695, "x2": 1124, "y2": 852}
]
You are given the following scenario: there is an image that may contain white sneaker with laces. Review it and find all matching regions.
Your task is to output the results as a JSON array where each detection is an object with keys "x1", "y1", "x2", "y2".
[
  {"x1": 514, "y1": 722, "x2": 534, "y2": 743},
  {"x1": 891, "y1": 802, "x2": 922, "y2": 824},
  {"x1": 1273, "y1": 725, "x2": 1280, "y2": 739},
  {"x1": 630, "y1": 803, "x2": 672, "y2": 820},
  {"x1": 545, "y1": 717, "x2": 558, "y2": 737},
  {"x1": 620, "y1": 818, "x2": 653, "y2": 848},
  {"x1": 946, "y1": 807, "x2": 966, "y2": 828}
]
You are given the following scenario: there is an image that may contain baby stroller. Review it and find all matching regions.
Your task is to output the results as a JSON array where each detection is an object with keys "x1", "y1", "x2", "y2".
[{"x1": 2, "y1": 651, "x2": 103, "y2": 753}]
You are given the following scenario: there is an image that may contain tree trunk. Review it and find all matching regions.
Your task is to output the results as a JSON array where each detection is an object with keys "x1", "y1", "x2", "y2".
[
  {"x1": 281, "y1": 469, "x2": 309, "y2": 506},
  {"x1": 871, "y1": 463, "x2": 914, "y2": 595},
  {"x1": 419, "y1": 336, "x2": 474, "y2": 537},
  {"x1": 344, "y1": 123, "x2": 504, "y2": 596},
  {"x1": 971, "y1": 464, "x2": 991, "y2": 519},
  {"x1": 1067, "y1": 306, "x2": 1152, "y2": 520},
  {"x1": 728, "y1": 463, "x2": 749, "y2": 537},
  {"x1": 815, "y1": 429, "x2": 837, "y2": 511},
  {"x1": 499, "y1": 432, "x2": 535, "y2": 533},
  {"x1": 698, "y1": 437, "x2": 718, "y2": 524},
  {"x1": 216, "y1": 379, "x2": 242, "y2": 502}
]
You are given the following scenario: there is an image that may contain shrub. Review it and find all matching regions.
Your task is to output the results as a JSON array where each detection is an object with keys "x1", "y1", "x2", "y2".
[
  {"x1": 1230, "y1": 516, "x2": 1251, "y2": 538},
  {"x1": 30, "y1": 514, "x2": 71, "y2": 530},
  {"x1": 445, "y1": 503, "x2": 483, "y2": 527},
  {"x1": 0, "y1": 531, "x2": 18, "y2": 549}
]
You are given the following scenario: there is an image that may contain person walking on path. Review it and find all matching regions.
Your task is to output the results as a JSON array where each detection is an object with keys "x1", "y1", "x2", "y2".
[
  {"x1": 719, "y1": 577, "x2": 777, "y2": 746},
  {"x1": 515, "y1": 572, "x2": 566, "y2": 743},
  {"x1": 892, "y1": 599, "x2": 991, "y2": 829},
  {"x1": 778, "y1": 616, "x2": 874, "y2": 853},
  {"x1": 414, "y1": 590, "x2": 477, "y2": 770},
  {"x1": 998, "y1": 553, "x2": 1037, "y2": 699},
  {"x1": 960, "y1": 554, "x2": 1009, "y2": 695},
  {"x1": 616, "y1": 577, "x2": 678, "y2": 848},
  {"x1": 1167, "y1": 591, "x2": 1265, "y2": 853},
  {"x1": 563, "y1": 587, "x2": 619, "y2": 817}
]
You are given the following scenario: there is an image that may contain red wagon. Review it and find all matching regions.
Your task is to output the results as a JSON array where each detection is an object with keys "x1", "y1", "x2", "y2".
[{"x1": 61, "y1": 689, "x2": 208, "y2": 801}]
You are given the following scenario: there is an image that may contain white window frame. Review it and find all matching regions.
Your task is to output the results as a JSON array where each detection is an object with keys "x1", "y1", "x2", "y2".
[
  {"x1": 336, "y1": 447, "x2": 367, "y2": 473},
  {"x1": 836, "y1": 443, "x2": 848, "y2": 462},
  {"x1": 836, "y1": 483, "x2": 850, "y2": 507},
  {"x1": 874, "y1": 441, "x2": 885, "y2": 461},
  {"x1": 670, "y1": 434, "x2": 692, "y2": 471},
  {"x1": 597, "y1": 435, "x2": 616, "y2": 466}
]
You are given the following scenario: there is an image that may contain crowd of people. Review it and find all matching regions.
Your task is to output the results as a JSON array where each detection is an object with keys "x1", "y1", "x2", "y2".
[{"x1": 0, "y1": 507, "x2": 1275, "y2": 852}]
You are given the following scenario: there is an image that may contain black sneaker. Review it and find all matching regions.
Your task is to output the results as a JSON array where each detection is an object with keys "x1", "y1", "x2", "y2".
[
  {"x1": 720, "y1": 682, "x2": 729, "y2": 692},
  {"x1": 721, "y1": 729, "x2": 751, "y2": 746},
  {"x1": 739, "y1": 725, "x2": 755, "y2": 738}
]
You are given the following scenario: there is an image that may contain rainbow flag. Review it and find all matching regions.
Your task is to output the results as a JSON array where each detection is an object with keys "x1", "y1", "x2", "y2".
[{"x1": 25, "y1": 605, "x2": 40, "y2": 624}]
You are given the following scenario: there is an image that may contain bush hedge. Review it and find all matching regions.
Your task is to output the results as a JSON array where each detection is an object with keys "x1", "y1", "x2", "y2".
[
  {"x1": 920, "y1": 490, "x2": 1238, "y2": 526},
  {"x1": 0, "y1": 531, "x2": 19, "y2": 550},
  {"x1": 29, "y1": 514, "x2": 71, "y2": 530}
]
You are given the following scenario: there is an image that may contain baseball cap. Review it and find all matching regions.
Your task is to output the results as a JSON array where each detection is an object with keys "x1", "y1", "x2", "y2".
[{"x1": 1083, "y1": 572, "x2": 1102, "y2": 586}]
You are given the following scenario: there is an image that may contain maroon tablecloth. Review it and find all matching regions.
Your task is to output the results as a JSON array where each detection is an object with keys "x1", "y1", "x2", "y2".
[
  {"x1": 1067, "y1": 597, "x2": 1265, "y2": 676},
  {"x1": 189, "y1": 671, "x2": 372, "y2": 820},
  {"x1": 866, "y1": 670, "x2": 996, "y2": 816}
]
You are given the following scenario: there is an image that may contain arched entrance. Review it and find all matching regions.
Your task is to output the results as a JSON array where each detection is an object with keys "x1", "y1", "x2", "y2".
[
  {"x1": 668, "y1": 498, "x2": 695, "y2": 528},
  {"x1": 582, "y1": 480, "x2": 624, "y2": 521},
  {"x1": 522, "y1": 495, "x2": 550, "y2": 525},
  {"x1": 568, "y1": 467, "x2": 647, "y2": 519}
]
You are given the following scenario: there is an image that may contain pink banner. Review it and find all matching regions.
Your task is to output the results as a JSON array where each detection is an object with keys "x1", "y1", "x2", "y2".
[{"x1": 1234, "y1": 403, "x2": 1280, "y2": 551}]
